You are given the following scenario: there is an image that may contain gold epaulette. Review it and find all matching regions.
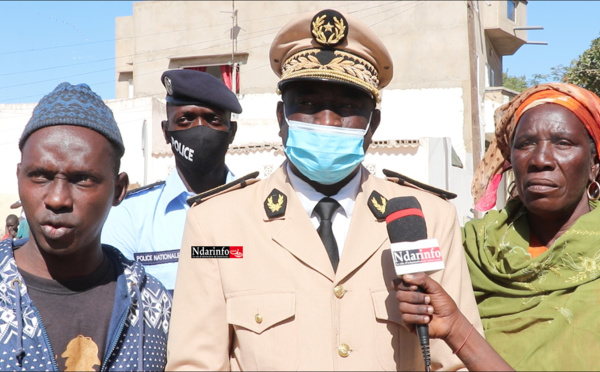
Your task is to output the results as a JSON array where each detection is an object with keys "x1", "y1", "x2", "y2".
[
  {"x1": 186, "y1": 171, "x2": 261, "y2": 206},
  {"x1": 125, "y1": 180, "x2": 166, "y2": 198},
  {"x1": 382, "y1": 169, "x2": 457, "y2": 200}
]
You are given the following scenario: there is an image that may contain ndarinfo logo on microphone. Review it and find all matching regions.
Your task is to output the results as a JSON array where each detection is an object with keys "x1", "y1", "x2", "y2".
[{"x1": 391, "y1": 239, "x2": 445, "y2": 276}]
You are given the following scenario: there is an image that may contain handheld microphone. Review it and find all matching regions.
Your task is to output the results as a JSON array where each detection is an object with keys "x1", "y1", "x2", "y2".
[{"x1": 385, "y1": 196, "x2": 444, "y2": 372}]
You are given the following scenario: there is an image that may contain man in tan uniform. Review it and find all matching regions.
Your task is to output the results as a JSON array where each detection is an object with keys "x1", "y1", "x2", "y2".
[{"x1": 167, "y1": 9, "x2": 483, "y2": 371}]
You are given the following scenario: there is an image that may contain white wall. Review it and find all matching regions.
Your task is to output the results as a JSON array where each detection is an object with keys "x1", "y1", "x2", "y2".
[
  {"x1": 379, "y1": 88, "x2": 466, "y2": 160},
  {"x1": 0, "y1": 104, "x2": 36, "y2": 228},
  {"x1": 0, "y1": 85, "x2": 476, "y2": 233}
]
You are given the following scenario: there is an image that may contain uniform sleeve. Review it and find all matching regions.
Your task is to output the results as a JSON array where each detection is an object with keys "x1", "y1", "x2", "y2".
[
  {"x1": 101, "y1": 203, "x2": 137, "y2": 260},
  {"x1": 166, "y1": 207, "x2": 232, "y2": 371},
  {"x1": 428, "y1": 201, "x2": 484, "y2": 371}
]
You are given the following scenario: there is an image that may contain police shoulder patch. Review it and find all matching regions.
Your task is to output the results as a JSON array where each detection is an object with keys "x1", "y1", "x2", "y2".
[
  {"x1": 125, "y1": 180, "x2": 166, "y2": 198},
  {"x1": 367, "y1": 190, "x2": 388, "y2": 220},
  {"x1": 382, "y1": 169, "x2": 457, "y2": 200},
  {"x1": 264, "y1": 188, "x2": 287, "y2": 219},
  {"x1": 187, "y1": 171, "x2": 260, "y2": 206}
]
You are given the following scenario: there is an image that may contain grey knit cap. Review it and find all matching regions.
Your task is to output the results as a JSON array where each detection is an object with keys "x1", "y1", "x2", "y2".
[{"x1": 19, "y1": 82, "x2": 125, "y2": 157}]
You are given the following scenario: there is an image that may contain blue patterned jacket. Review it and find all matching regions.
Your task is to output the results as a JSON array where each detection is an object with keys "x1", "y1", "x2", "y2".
[{"x1": 0, "y1": 239, "x2": 172, "y2": 371}]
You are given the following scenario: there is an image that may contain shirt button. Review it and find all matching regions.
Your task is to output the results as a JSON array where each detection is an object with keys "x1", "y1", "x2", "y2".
[
  {"x1": 333, "y1": 285, "x2": 346, "y2": 299},
  {"x1": 255, "y1": 314, "x2": 263, "y2": 324},
  {"x1": 338, "y1": 343, "x2": 350, "y2": 357}
]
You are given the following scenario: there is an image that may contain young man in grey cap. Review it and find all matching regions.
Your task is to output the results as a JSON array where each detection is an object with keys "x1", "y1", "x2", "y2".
[
  {"x1": 102, "y1": 69, "x2": 242, "y2": 293},
  {"x1": 0, "y1": 82, "x2": 171, "y2": 371},
  {"x1": 167, "y1": 9, "x2": 482, "y2": 371}
]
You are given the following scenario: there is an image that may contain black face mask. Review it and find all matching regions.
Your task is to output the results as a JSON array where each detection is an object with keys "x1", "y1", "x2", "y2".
[{"x1": 167, "y1": 125, "x2": 231, "y2": 187}]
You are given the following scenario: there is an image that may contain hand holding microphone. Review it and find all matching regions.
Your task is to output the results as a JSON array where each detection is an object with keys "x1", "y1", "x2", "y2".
[
  {"x1": 384, "y1": 196, "x2": 459, "y2": 342},
  {"x1": 394, "y1": 273, "x2": 514, "y2": 372},
  {"x1": 393, "y1": 272, "x2": 461, "y2": 341},
  {"x1": 387, "y1": 197, "x2": 514, "y2": 372},
  {"x1": 385, "y1": 196, "x2": 443, "y2": 372}
]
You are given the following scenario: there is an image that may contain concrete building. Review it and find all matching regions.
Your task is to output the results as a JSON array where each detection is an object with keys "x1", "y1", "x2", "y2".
[
  {"x1": 0, "y1": 0, "x2": 529, "y2": 232},
  {"x1": 0, "y1": 97, "x2": 164, "y2": 232}
]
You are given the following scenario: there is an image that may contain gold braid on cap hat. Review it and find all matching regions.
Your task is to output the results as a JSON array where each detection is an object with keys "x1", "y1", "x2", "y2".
[{"x1": 281, "y1": 49, "x2": 380, "y2": 101}]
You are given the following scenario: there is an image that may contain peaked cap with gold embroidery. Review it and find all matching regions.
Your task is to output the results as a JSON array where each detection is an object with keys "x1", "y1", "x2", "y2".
[{"x1": 269, "y1": 9, "x2": 393, "y2": 102}]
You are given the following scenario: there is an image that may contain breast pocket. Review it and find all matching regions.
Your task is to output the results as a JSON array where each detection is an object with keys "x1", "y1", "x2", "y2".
[
  {"x1": 226, "y1": 291, "x2": 297, "y2": 370},
  {"x1": 371, "y1": 289, "x2": 422, "y2": 371}
]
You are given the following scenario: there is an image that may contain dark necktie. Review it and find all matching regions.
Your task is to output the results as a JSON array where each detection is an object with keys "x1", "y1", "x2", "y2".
[{"x1": 314, "y1": 197, "x2": 341, "y2": 271}]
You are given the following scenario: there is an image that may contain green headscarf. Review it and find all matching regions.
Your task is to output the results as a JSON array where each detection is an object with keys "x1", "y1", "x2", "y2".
[{"x1": 463, "y1": 199, "x2": 600, "y2": 371}]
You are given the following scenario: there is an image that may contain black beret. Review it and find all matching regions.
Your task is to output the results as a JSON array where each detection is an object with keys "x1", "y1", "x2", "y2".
[{"x1": 161, "y1": 69, "x2": 242, "y2": 114}]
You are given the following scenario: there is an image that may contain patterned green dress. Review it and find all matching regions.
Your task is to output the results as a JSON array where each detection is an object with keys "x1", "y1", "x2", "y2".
[{"x1": 463, "y1": 199, "x2": 600, "y2": 371}]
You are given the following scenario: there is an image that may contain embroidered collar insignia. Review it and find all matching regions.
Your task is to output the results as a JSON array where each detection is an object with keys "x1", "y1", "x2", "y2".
[
  {"x1": 368, "y1": 190, "x2": 387, "y2": 220},
  {"x1": 264, "y1": 188, "x2": 287, "y2": 218}
]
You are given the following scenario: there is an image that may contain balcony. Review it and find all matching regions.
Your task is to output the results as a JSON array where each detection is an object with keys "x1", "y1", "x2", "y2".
[{"x1": 482, "y1": 0, "x2": 528, "y2": 56}]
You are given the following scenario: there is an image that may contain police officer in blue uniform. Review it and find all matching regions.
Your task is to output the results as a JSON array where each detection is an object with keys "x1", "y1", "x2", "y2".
[{"x1": 102, "y1": 69, "x2": 242, "y2": 292}]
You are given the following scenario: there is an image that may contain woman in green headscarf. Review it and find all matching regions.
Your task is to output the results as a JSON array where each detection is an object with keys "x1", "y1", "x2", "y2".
[
  {"x1": 466, "y1": 82, "x2": 600, "y2": 371},
  {"x1": 396, "y1": 83, "x2": 600, "y2": 371}
]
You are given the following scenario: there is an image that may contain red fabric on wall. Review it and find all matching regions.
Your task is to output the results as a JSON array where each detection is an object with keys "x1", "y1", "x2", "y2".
[
  {"x1": 221, "y1": 65, "x2": 231, "y2": 89},
  {"x1": 220, "y1": 65, "x2": 240, "y2": 93}
]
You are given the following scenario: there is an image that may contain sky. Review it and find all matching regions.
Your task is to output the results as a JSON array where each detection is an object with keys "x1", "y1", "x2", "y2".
[
  {"x1": 1, "y1": 1, "x2": 135, "y2": 104},
  {"x1": 503, "y1": 0, "x2": 600, "y2": 81},
  {"x1": 1, "y1": 1, "x2": 599, "y2": 104}
]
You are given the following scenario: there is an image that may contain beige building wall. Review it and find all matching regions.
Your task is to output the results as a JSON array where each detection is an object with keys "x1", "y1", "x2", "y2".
[
  {"x1": 0, "y1": 1, "x2": 529, "y2": 234},
  {"x1": 111, "y1": 0, "x2": 528, "y2": 221},
  {"x1": 114, "y1": 1, "x2": 527, "y2": 148},
  {"x1": 116, "y1": 1, "x2": 491, "y2": 95}
]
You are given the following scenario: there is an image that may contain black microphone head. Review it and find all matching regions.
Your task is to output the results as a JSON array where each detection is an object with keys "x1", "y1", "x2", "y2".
[
  {"x1": 385, "y1": 197, "x2": 433, "y2": 370},
  {"x1": 385, "y1": 196, "x2": 427, "y2": 243}
]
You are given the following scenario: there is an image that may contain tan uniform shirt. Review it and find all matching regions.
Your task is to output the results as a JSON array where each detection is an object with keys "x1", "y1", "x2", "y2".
[{"x1": 167, "y1": 164, "x2": 483, "y2": 371}]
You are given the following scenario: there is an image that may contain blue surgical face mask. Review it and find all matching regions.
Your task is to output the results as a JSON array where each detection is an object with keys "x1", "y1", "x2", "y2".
[{"x1": 283, "y1": 109, "x2": 371, "y2": 185}]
